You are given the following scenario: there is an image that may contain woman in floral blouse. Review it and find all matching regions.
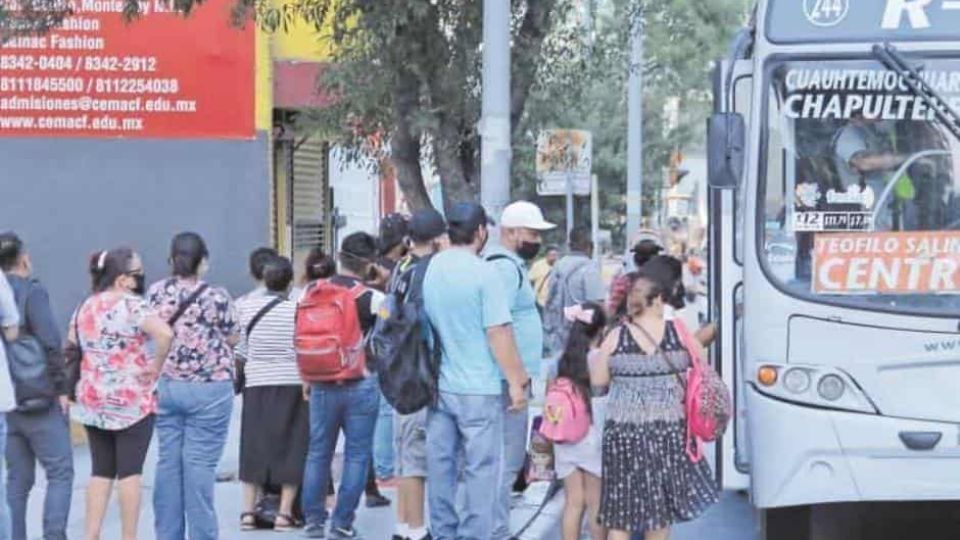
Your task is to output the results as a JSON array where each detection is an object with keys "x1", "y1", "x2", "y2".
[
  {"x1": 69, "y1": 248, "x2": 173, "y2": 540},
  {"x1": 147, "y1": 232, "x2": 241, "y2": 540}
]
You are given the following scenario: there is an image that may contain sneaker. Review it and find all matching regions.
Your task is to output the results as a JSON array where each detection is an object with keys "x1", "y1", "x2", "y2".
[
  {"x1": 302, "y1": 523, "x2": 325, "y2": 538},
  {"x1": 329, "y1": 525, "x2": 361, "y2": 539},
  {"x1": 364, "y1": 492, "x2": 391, "y2": 508}
]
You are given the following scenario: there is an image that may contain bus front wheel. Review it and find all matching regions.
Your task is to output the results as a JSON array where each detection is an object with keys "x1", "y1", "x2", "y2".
[{"x1": 761, "y1": 505, "x2": 811, "y2": 540}]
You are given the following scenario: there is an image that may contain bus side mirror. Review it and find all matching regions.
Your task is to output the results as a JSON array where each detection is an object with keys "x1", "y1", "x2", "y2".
[{"x1": 707, "y1": 113, "x2": 745, "y2": 190}]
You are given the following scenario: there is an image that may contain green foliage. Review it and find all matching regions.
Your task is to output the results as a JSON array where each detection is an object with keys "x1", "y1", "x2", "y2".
[
  {"x1": 0, "y1": 0, "x2": 71, "y2": 43},
  {"x1": 516, "y1": 0, "x2": 747, "y2": 249}
]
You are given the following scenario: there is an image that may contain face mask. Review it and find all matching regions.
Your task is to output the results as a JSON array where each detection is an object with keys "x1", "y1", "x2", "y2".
[
  {"x1": 132, "y1": 274, "x2": 146, "y2": 296},
  {"x1": 477, "y1": 229, "x2": 489, "y2": 254},
  {"x1": 517, "y1": 241, "x2": 541, "y2": 261}
]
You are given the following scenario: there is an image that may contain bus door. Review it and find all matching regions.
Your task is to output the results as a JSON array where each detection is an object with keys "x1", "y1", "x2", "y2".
[{"x1": 709, "y1": 59, "x2": 751, "y2": 491}]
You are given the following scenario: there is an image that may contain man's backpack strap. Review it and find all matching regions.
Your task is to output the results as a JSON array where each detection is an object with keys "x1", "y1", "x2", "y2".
[{"x1": 486, "y1": 254, "x2": 524, "y2": 291}]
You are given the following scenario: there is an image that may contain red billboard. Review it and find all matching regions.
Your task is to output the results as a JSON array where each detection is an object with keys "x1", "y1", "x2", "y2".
[{"x1": 0, "y1": 0, "x2": 254, "y2": 138}]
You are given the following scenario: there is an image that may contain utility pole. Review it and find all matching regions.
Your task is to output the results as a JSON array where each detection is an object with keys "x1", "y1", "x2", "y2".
[
  {"x1": 625, "y1": 4, "x2": 643, "y2": 252},
  {"x1": 480, "y1": 0, "x2": 512, "y2": 229}
]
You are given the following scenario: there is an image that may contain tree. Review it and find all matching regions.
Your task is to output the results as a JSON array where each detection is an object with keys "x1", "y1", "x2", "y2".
[
  {"x1": 515, "y1": 0, "x2": 746, "y2": 247},
  {"x1": 0, "y1": 0, "x2": 71, "y2": 43},
  {"x1": 230, "y1": 0, "x2": 566, "y2": 214}
]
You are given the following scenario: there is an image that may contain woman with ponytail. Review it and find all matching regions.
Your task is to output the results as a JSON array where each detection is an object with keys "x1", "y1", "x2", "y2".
[
  {"x1": 146, "y1": 232, "x2": 242, "y2": 540},
  {"x1": 551, "y1": 301, "x2": 609, "y2": 540},
  {"x1": 68, "y1": 248, "x2": 173, "y2": 540}
]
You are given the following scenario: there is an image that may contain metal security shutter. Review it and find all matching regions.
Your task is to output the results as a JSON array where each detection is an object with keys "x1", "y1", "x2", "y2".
[{"x1": 292, "y1": 137, "x2": 330, "y2": 252}]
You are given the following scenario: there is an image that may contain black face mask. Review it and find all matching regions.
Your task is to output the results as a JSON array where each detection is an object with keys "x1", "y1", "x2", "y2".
[
  {"x1": 478, "y1": 229, "x2": 489, "y2": 254},
  {"x1": 132, "y1": 274, "x2": 146, "y2": 296},
  {"x1": 517, "y1": 241, "x2": 541, "y2": 261}
]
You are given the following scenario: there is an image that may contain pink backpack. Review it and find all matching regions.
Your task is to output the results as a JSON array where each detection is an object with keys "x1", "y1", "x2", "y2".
[
  {"x1": 539, "y1": 377, "x2": 590, "y2": 444},
  {"x1": 673, "y1": 319, "x2": 732, "y2": 462}
]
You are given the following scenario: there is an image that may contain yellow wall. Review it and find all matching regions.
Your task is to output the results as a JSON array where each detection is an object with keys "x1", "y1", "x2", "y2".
[{"x1": 255, "y1": 1, "x2": 339, "y2": 252}]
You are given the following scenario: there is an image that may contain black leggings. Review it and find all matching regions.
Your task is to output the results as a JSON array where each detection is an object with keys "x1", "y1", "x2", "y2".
[{"x1": 86, "y1": 415, "x2": 155, "y2": 480}]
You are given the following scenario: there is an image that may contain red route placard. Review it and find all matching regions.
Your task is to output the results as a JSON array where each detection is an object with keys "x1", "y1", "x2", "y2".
[{"x1": 0, "y1": 0, "x2": 254, "y2": 138}]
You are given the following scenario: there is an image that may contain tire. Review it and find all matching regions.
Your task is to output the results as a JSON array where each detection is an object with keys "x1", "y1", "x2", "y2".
[{"x1": 761, "y1": 505, "x2": 811, "y2": 540}]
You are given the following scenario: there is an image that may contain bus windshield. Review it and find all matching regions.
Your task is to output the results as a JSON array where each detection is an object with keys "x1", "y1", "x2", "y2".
[{"x1": 761, "y1": 57, "x2": 960, "y2": 315}]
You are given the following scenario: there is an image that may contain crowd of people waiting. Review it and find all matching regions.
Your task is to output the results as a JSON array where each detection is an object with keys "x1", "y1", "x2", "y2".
[{"x1": 0, "y1": 198, "x2": 719, "y2": 540}]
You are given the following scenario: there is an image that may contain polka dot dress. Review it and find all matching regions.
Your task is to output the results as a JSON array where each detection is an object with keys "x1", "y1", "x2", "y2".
[{"x1": 598, "y1": 322, "x2": 719, "y2": 532}]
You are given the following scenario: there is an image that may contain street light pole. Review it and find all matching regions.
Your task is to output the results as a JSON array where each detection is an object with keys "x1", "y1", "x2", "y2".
[
  {"x1": 626, "y1": 4, "x2": 643, "y2": 251},
  {"x1": 480, "y1": 0, "x2": 512, "y2": 228}
]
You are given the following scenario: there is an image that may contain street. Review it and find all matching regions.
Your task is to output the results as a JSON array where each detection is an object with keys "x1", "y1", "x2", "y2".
[{"x1": 18, "y1": 398, "x2": 759, "y2": 539}]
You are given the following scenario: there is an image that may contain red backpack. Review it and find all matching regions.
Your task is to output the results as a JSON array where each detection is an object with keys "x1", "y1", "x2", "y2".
[{"x1": 295, "y1": 280, "x2": 367, "y2": 383}]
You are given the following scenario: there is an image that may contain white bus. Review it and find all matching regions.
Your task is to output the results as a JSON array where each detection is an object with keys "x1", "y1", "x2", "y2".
[{"x1": 709, "y1": 1, "x2": 960, "y2": 538}]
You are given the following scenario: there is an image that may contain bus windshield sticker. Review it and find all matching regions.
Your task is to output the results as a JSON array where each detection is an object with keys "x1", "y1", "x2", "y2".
[
  {"x1": 812, "y1": 231, "x2": 960, "y2": 295},
  {"x1": 793, "y1": 182, "x2": 875, "y2": 232}
]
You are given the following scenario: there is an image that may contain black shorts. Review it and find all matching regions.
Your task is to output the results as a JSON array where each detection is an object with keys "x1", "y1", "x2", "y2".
[{"x1": 85, "y1": 415, "x2": 155, "y2": 480}]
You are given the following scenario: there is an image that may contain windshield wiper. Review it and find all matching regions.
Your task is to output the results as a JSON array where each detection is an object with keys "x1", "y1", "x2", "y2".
[{"x1": 872, "y1": 42, "x2": 960, "y2": 141}]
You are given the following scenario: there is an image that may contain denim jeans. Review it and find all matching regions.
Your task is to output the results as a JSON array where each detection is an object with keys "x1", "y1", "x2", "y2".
[
  {"x1": 426, "y1": 391, "x2": 503, "y2": 540},
  {"x1": 153, "y1": 380, "x2": 233, "y2": 540},
  {"x1": 492, "y1": 381, "x2": 531, "y2": 540},
  {"x1": 302, "y1": 377, "x2": 379, "y2": 530},
  {"x1": 6, "y1": 405, "x2": 73, "y2": 540},
  {"x1": 372, "y1": 381, "x2": 395, "y2": 480},
  {"x1": 0, "y1": 413, "x2": 8, "y2": 540}
]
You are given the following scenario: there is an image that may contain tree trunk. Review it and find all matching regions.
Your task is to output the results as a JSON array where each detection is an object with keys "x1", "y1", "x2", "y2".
[
  {"x1": 434, "y1": 115, "x2": 477, "y2": 213},
  {"x1": 391, "y1": 67, "x2": 433, "y2": 212}
]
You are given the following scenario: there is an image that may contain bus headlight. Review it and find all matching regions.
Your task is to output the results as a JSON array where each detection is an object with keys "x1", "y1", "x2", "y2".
[
  {"x1": 783, "y1": 368, "x2": 811, "y2": 394},
  {"x1": 750, "y1": 362, "x2": 877, "y2": 414},
  {"x1": 817, "y1": 374, "x2": 845, "y2": 401}
]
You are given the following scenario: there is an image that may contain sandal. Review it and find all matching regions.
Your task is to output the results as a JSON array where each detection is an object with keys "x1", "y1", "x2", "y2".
[
  {"x1": 240, "y1": 512, "x2": 257, "y2": 531},
  {"x1": 274, "y1": 514, "x2": 296, "y2": 533}
]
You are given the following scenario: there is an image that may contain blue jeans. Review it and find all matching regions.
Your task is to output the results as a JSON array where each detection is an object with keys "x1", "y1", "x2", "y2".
[
  {"x1": 153, "y1": 380, "x2": 233, "y2": 540},
  {"x1": 302, "y1": 377, "x2": 379, "y2": 530},
  {"x1": 492, "y1": 382, "x2": 531, "y2": 540},
  {"x1": 427, "y1": 391, "x2": 503, "y2": 540},
  {"x1": 0, "y1": 413, "x2": 8, "y2": 540},
  {"x1": 372, "y1": 382, "x2": 395, "y2": 479},
  {"x1": 6, "y1": 406, "x2": 73, "y2": 540}
]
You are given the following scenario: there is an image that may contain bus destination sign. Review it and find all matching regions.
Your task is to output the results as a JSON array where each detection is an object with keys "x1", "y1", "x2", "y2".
[{"x1": 768, "y1": 0, "x2": 960, "y2": 44}]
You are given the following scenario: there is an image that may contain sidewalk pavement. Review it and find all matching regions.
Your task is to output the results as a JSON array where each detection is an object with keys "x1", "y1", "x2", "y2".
[{"x1": 19, "y1": 397, "x2": 755, "y2": 539}]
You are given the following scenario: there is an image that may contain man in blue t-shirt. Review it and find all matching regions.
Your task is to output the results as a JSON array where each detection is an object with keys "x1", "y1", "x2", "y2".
[
  {"x1": 484, "y1": 201, "x2": 556, "y2": 540},
  {"x1": 423, "y1": 202, "x2": 529, "y2": 540}
]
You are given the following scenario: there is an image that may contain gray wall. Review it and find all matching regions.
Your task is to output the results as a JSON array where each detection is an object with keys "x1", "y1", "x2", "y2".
[{"x1": 0, "y1": 135, "x2": 271, "y2": 326}]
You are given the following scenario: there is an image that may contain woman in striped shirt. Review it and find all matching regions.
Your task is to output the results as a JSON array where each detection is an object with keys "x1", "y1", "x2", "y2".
[{"x1": 236, "y1": 255, "x2": 308, "y2": 532}]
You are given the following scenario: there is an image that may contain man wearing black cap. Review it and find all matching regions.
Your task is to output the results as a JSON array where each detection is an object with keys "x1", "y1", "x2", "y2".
[
  {"x1": 421, "y1": 202, "x2": 529, "y2": 540},
  {"x1": 376, "y1": 213, "x2": 410, "y2": 277},
  {"x1": 385, "y1": 208, "x2": 447, "y2": 540}
]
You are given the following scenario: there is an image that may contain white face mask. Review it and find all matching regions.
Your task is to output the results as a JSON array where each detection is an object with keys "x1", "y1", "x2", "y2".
[{"x1": 198, "y1": 258, "x2": 210, "y2": 277}]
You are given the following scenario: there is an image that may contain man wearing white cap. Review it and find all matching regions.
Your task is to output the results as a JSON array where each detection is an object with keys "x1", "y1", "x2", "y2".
[{"x1": 484, "y1": 201, "x2": 556, "y2": 540}]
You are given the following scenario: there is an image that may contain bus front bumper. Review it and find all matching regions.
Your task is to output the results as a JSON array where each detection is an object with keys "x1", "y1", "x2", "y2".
[{"x1": 747, "y1": 386, "x2": 960, "y2": 508}]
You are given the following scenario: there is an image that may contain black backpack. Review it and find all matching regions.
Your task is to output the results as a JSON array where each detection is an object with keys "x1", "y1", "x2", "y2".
[
  {"x1": 368, "y1": 254, "x2": 442, "y2": 415},
  {"x1": 5, "y1": 281, "x2": 56, "y2": 413}
]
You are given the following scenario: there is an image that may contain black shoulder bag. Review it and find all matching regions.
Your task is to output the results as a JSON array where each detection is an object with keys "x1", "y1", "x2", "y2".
[
  {"x1": 63, "y1": 298, "x2": 89, "y2": 402},
  {"x1": 168, "y1": 283, "x2": 210, "y2": 327},
  {"x1": 234, "y1": 296, "x2": 284, "y2": 395}
]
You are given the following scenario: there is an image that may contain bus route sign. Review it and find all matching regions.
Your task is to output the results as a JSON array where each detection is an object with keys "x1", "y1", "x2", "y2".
[
  {"x1": 768, "y1": 0, "x2": 960, "y2": 44},
  {"x1": 813, "y1": 231, "x2": 960, "y2": 295}
]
